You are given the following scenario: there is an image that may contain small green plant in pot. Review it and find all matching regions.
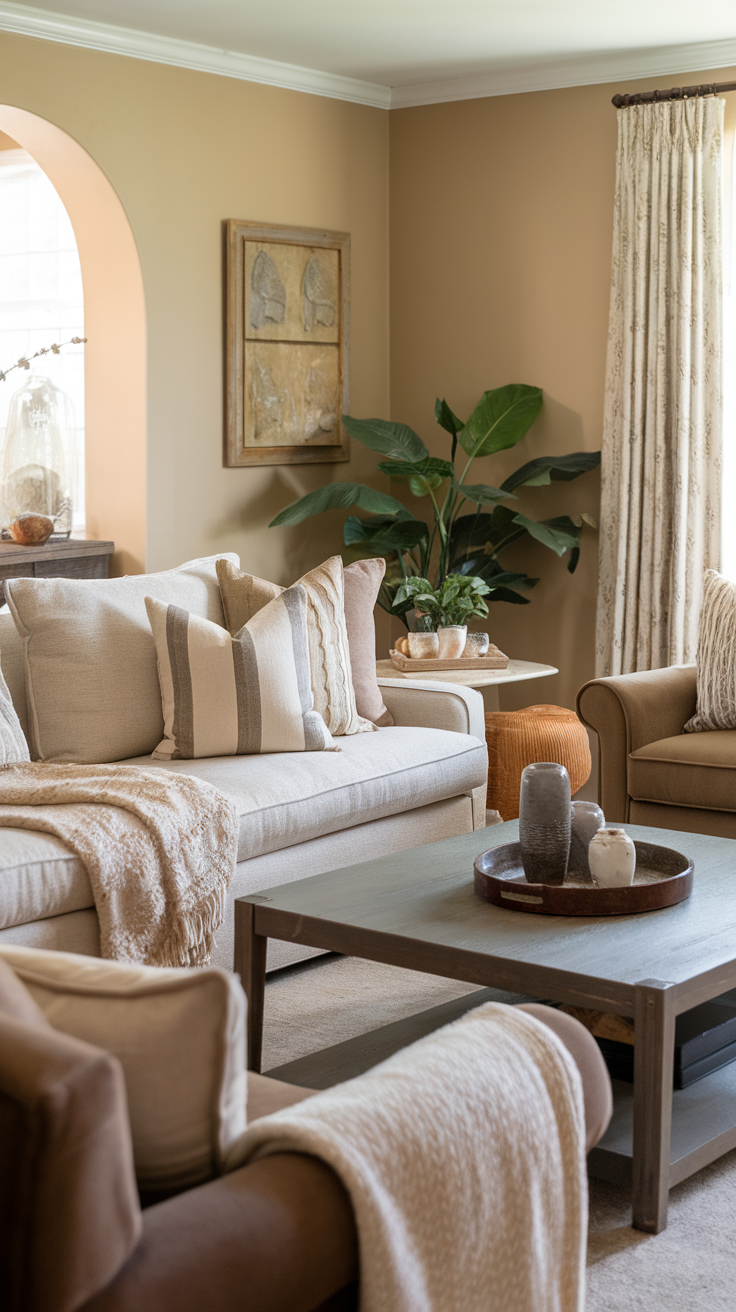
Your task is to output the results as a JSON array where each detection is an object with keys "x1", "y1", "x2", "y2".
[{"x1": 396, "y1": 573, "x2": 492, "y2": 659}]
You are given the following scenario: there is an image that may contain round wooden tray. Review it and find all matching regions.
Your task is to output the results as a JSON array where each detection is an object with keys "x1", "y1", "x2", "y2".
[{"x1": 474, "y1": 840, "x2": 694, "y2": 916}]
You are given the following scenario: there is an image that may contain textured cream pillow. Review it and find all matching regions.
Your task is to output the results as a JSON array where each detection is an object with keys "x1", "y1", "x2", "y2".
[
  {"x1": 0, "y1": 945, "x2": 247, "y2": 1193},
  {"x1": 217, "y1": 555, "x2": 375, "y2": 736},
  {"x1": 0, "y1": 658, "x2": 29, "y2": 764},
  {"x1": 146, "y1": 584, "x2": 335, "y2": 759},
  {"x1": 686, "y1": 569, "x2": 736, "y2": 732},
  {"x1": 4, "y1": 554, "x2": 238, "y2": 764}
]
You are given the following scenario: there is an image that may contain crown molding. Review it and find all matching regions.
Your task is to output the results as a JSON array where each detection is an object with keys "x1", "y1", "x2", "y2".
[
  {"x1": 390, "y1": 37, "x2": 736, "y2": 108},
  {"x1": 0, "y1": 3, "x2": 735, "y2": 113},
  {"x1": 0, "y1": 0, "x2": 391, "y2": 108}
]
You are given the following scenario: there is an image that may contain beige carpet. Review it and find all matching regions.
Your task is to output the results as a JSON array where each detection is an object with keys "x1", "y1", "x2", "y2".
[{"x1": 263, "y1": 954, "x2": 736, "y2": 1310}]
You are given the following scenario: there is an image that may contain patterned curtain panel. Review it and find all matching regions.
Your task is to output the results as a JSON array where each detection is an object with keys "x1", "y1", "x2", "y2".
[{"x1": 596, "y1": 98, "x2": 724, "y2": 677}]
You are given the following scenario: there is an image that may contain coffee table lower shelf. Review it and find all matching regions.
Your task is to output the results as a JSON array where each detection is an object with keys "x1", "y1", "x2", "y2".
[{"x1": 590, "y1": 1065, "x2": 736, "y2": 1189}]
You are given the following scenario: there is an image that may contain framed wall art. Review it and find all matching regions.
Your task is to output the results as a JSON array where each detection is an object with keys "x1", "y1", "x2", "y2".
[{"x1": 224, "y1": 219, "x2": 350, "y2": 467}]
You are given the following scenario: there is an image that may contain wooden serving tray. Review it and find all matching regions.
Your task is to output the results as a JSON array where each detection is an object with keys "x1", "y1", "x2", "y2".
[
  {"x1": 473, "y1": 840, "x2": 693, "y2": 916},
  {"x1": 389, "y1": 646, "x2": 509, "y2": 672}
]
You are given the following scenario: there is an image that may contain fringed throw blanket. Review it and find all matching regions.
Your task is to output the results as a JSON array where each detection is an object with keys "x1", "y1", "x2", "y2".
[
  {"x1": 227, "y1": 1003, "x2": 588, "y2": 1312},
  {"x1": 0, "y1": 763, "x2": 238, "y2": 966}
]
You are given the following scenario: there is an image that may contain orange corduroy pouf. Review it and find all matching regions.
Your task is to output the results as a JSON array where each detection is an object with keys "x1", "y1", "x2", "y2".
[{"x1": 485, "y1": 704, "x2": 592, "y2": 821}]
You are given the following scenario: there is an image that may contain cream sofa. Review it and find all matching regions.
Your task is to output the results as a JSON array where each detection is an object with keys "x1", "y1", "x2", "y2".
[{"x1": 0, "y1": 597, "x2": 488, "y2": 972}]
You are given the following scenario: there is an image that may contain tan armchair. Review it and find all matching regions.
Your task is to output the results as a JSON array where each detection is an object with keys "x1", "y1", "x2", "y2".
[
  {"x1": 1, "y1": 957, "x2": 610, "y2": 1312},
  {"x1": 577, "y1": 664, "x2": 736, "y2": 839}
]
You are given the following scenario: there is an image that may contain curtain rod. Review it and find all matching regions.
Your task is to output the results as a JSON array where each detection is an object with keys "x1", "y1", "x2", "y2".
[{"x1": 612, "y1": 81, "x2": 736, "y2": 108}]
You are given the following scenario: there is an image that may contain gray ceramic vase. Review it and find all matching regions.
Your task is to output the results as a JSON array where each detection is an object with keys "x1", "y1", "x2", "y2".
[
  {"x1": 518, "y1": 761, "x2": 571, "y2": 885},
  {"x1": 568, "y1": 800, "x2": 606, "y2": 883}
]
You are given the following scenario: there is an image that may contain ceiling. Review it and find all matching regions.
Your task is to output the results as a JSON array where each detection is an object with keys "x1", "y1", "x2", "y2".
[{"x1": 1, "y1": 0, "x2": 736, "y2": 106}]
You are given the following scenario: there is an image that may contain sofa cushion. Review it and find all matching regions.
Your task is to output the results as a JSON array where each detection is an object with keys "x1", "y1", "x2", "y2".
[
  {"x1": 0, "y1": 946, "x2": 247, "y2": 1193},
  {"x1": 629, "y1": 730, "x2": 736, "y2": 812},
  {"x1": 0, "y1": 652, "x2": 29, "y2": 764},
  {"x1": 133, "y1": 725, "x2": 487, "y2": 863},
  {"x1": 217, "y1": 555, "x2": 375, "y2": 736},
  {"x1": 4, "y1": 554, "x2": 238, "y2": 765},
  {"x1": 343, "y1": 558, "x2": 393, "y2": 727},
  {"x1": 0, "y1": 728, "x2": 487, "y2": 931},
  {"x1": 146, "y1": 587, "x2": 334, "y2": 759}
]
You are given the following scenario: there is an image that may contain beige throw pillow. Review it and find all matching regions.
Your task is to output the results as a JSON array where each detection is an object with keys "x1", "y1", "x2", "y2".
[
  {"x1": 0, "y1": 945, "x2": 247, "y2": 1193},
  {"x1": 4, "y1": 554, "x2": 238, "y2": 764},
  {"x1": 685, "y1": 569, "x2": 736, "y2": 732},
  {"x1": 343, "y1": 558, "x2": 393, "y2": 727},
  {"x1": 146, "y1": 584, "x2": 335, "y2": 759},
  {"x1": 0, "y1": 658, "x2": 29, "y2": 764},
  {"x1": 217, "y1": 556, "x2": 375, "y2": 736}
]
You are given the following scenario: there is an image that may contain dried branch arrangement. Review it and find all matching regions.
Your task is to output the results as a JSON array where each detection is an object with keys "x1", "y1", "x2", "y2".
[{"x1": 0, "y1": 337, "x2": 87, "y2": 384}]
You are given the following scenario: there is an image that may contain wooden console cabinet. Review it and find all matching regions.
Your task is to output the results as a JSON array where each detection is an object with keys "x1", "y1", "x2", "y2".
[{"x1": 0, "y1": 539, "x2": 115, "y2": 605}]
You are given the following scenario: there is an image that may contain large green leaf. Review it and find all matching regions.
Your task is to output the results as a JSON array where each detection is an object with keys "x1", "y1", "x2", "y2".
[
  {"x1": 378, "y1": 457, "x2": 455, "y2": 481},
  {"x1": 343, "y1": 514, "x2": 429, "y2": 554},
  {"x1": 449, "y1": 506, "x2": 525, "y2": 560},
  {"x1": 541, "y1": 516, "x2": 584, "y2": 573},
  {"x1": 341, "y1": 415, "x2": 428, "y2": 462},
  {"x1": 512, "y1": 513, "x2": 580, "y2": 557},
  {"x1": 453, "y1": 481, "x2": 511, "y2": 505},
  {"x1": 269, "y1": 483, "x2": 407, "y2": 528},
  {"x1": 501, "y1": 451, "x2": 601, "y2": 493},
  {"x1": 458, "y1": 385, "x2": 543, "y2": 460},
  {"x1": 434, "y1": 398, "x2": 465, "y2": 436}
]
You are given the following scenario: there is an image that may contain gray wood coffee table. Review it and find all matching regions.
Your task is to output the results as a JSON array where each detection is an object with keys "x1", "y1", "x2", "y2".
[{"x1": 234, "y1": 820, "x2": 736, "y2": 1233}]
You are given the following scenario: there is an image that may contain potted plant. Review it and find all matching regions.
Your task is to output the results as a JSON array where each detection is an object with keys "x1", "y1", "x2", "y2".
[
  {"x1": 394, "y1": 574, "x2": 491, "y2": 657},
  {"x1": 269, "y1": 384, "x2": 600, "y2": 627}
]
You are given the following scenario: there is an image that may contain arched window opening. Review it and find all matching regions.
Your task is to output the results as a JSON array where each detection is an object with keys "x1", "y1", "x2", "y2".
[{"x1": 0, "y1": 131, "x2": 84, "y2": 534}]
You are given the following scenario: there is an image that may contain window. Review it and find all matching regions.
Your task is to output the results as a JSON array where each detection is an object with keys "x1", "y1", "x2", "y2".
[{"x1": 0, "y1": 146, "x2": 85, "y2": 532}]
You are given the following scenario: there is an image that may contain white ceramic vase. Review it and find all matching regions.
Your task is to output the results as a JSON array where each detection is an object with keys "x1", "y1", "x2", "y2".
[
  {"x1": 437, "y1": 626, "x2": 467, "y2": 659},
  {"x1": 407, "y1": 631, "x2": 439, "y2": 659},
  {"x1": 588, "y1": 827, "x2": 636, "y2": 888}
]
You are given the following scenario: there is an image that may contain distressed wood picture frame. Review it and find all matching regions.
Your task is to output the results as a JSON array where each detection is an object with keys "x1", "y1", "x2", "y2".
[{"x1": 225, "y1": 219, "x2": 350, "y2": 467}]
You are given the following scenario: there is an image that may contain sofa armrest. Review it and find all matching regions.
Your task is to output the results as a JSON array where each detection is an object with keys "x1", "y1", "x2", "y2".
[
  {"x1": 81, "y1": 1152, "x2": 358, "y2": 1312},
  {"x1": 377, "y1": 678, "x2": 485, "y2": 741},
  {"x1": 576, "y1": 666, "x2": 697, "y2": 822}
]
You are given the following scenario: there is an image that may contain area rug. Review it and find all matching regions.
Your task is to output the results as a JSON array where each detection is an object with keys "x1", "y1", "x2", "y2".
[{"x1": 263, "y1": 954, "x2": 736, "y2": 1311}]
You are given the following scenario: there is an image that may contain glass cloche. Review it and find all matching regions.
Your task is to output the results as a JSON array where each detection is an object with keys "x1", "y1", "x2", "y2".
[{"x1": 2, "y1": 374, "x2": 74, "y2": 538}]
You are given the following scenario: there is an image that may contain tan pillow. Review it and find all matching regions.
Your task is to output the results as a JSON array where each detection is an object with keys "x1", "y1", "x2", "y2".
[
  {"x1": 217, "y1": 556, "x2": 375, "y2": 736},
  {"x1": 0, "y1": 945, "x2": 248, "y2": 1193},
  {"x1": 146, "y1": 586, "x2": 335, "y2": 759},
  {"x1": 343, "y1": 559, "x2": 393, "y2": 727},
  {"x1": 4, "y1": 554, "x2": 238, "y2": 764}
]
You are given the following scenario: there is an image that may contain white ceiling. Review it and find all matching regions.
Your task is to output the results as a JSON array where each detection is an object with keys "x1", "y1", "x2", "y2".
[{"x1": 1, "y1": 0, "x2": 736, "y2": 106}]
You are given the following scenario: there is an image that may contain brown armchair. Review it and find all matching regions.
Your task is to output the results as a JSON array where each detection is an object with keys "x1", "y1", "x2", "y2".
[
  {"x1": 1, "y1": 970, "x2": 611, "y2": 1312},
  {"x1": 577, "y1": 664, "x2": 736, "y2": 839}
]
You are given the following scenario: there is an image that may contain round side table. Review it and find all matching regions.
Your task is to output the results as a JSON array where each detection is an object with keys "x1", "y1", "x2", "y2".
[{"x1": 375, "y1": 658, "x2": 558, "y2": 712}]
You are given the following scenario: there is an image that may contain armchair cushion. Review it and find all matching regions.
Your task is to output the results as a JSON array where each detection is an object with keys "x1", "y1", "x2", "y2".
[
  {"x1": 0, "y1": 947, "x2": 247, "y2": 1193},
  {"x1": 629, "y1": 730, "x2": 736, "y2": 812},
  {"x1": 685, "y1": 569, "x2": 736, "y2": 733}
]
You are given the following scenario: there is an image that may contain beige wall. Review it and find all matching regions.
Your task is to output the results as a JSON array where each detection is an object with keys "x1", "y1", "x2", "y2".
[
  {"x1": 0, "y1": 30, "x2": 390, "y2": 645},
  {"x1": 390, "y1": 70, "x2": 736, "y2": 710}
]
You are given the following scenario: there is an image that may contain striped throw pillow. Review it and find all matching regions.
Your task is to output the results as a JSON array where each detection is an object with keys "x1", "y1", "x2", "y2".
[
  {"x1": 145, "y1": 585, "x2": 334, "y2": 759},
  {"x1": 685, "y1": 570, "x2": 736, "y2": 732}
]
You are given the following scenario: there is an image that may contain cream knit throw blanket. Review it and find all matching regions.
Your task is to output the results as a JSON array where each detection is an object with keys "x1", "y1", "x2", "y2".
[
  {"x1": 0, "y1": 763, "x2": 238, "y2": 966},
  {"x1": 228, "y1": 1002, "x2": 587, "y2": 1312}
]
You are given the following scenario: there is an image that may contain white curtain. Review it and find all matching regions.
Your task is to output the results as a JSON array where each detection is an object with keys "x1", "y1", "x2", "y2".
[{"x1": 596, "y1": 97, "x2": 724, "y2": 677}]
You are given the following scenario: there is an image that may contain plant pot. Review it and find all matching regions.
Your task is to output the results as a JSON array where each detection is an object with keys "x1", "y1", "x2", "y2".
[
  {"x1": 407, "y1": 631, "x2": 439, "y2": 659},
  {"x1": 436, "y1": 626, "x2": 467, "y2": 659}
]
